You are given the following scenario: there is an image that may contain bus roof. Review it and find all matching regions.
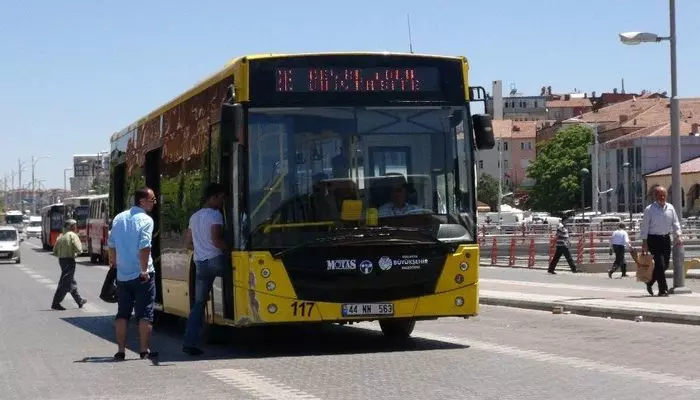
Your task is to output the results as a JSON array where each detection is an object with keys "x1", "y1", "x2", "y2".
[
  {"x1": 110, "y1": 51, "x2": 467, "y2": 143},
  {"x1": 41, "y1": 203, "x2": 64, "y2": 211}
]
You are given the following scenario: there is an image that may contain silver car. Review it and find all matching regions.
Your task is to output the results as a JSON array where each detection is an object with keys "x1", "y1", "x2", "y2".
[{"x1": 0, "y1": 226, "x2": 21, "y2": 264}]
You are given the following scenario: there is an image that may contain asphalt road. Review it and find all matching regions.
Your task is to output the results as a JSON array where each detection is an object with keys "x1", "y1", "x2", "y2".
[{"x1": 1, "y1": 239, "x2": 699, "y2": 400}]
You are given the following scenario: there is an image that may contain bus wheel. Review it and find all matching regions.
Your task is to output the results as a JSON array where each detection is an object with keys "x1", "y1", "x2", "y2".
[{"x1": 379, "y1": 319, "x2": 416, "y2": 340}]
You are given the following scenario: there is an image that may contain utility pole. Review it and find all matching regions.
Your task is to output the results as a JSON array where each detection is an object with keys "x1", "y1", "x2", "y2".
[
  {"x1": 2, "y1": 175, "x2": 7, "y2": 211},
  {"x1": 18, "y1": 159, "x2": 26, "y2": 211},
  {"x1": 31, "y1": 156, "x2": 37, "y2": 215}
]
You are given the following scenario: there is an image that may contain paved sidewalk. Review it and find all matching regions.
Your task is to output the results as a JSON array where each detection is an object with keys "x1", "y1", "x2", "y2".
[
  {"x1": 479, "y1": 274, "x2": 700, "y2": 326},
  {"x1": 481, "y1": 260, "x2": 700, "y2": 279}
]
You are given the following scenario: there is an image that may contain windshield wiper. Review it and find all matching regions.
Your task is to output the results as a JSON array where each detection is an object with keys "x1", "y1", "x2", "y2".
[{"x1": 273, "y1": 226, "x2": 449, "y2": 257}]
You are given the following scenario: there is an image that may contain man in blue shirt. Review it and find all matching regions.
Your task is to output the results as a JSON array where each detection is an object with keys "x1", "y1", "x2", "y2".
[{"x1": 107, "y1": 187, "x2": 157, "y2": 361}]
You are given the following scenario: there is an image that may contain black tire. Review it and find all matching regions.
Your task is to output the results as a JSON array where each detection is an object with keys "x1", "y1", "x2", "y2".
[
  {"x1": 15, "y1": 258, "x2": 21, "y2": 264},
  {"x1": 379, "y1": 319, "x2": 416, "y2": 340}
]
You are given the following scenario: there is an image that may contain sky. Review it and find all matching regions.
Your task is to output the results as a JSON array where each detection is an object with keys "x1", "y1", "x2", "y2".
[{"x1": 1, "y1": 0, "x2": 699, "y2": 190}]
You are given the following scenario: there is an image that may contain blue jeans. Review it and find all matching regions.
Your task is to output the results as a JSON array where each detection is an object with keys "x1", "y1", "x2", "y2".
[{"x1": 183, "y1": 255, "x2": 227, "y2": 347}]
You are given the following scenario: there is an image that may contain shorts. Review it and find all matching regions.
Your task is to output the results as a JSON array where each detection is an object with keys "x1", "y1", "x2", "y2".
[{"x1": 115, "y1": 272, "x2": 156, "y2": 323}]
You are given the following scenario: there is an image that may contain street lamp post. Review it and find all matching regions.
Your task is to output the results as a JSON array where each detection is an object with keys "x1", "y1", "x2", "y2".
[
  {"x1": 30, "y1": 155, "x2": 50, "y2": 216},
  {"x1": 580, "y1": 168, "x2": 589, "y2": 217},
  {"x1": 618, "y1": 0, "x2": 689, "y2": 294},
  {"x1": 623, "y1": 162, "x2": 632, "y2": 221}
]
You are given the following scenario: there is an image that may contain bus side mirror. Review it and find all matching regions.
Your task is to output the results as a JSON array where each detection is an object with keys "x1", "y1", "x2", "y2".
[
  {"x1": 472, "y1": 114, "x2": 495, "y2": 150},
  {"x1": 221, "y1": 103, "x2": 244, "y2": 143}
]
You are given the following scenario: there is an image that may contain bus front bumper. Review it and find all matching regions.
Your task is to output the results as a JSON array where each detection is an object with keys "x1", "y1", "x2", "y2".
[{"x1": 234, "y1": 284, "x2": 478, "y2": 326}]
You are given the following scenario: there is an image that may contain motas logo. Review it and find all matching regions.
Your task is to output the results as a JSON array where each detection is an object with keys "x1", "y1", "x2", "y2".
[
  {"x1": 359, "y1": 260, "x2": 374, "y2": 274},
  {"x1": 378, "y1": 256, "x2": 393, "y2": 271},
  {"x1": 326, "y1": 259, "x2": 357, "y2": 270}
]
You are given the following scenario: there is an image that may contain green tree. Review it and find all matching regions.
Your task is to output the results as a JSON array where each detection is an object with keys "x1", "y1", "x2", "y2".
[
  {"x1": 477, "y1": 173, "x2": 499, "y2": 211},
  {"x1": 526, "y1": 124, "x2": 593, "y2": 213},
  {"x1": 91, "y1": 180, "x2": 109, "y2": 195}
]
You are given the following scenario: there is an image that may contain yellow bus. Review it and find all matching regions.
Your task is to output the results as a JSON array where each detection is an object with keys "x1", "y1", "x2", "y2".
[{"x1": 108, "y1": 52, "x2": 495, "y2": 339}]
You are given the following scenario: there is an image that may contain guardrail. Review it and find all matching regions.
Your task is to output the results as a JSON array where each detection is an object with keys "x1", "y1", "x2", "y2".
[{"x1": 480, "y1": 228, "x2": 700, "y2": 268}]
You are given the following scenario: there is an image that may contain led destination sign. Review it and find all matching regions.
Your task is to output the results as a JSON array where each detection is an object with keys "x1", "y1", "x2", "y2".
[{"x1": 275, "y1": 67, "x2": 440, "y2": 93}]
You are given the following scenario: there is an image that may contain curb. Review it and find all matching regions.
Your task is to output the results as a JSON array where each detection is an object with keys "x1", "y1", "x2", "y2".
[{"x1": 480, "y1": 295, "x2": 700, "y2": 326}]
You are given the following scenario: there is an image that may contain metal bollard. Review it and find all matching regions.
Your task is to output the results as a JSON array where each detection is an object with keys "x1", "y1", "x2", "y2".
[
  {"x1": 589, "y1": 231, "x2": 595, "y2": 263},
  {"x1": 577, "y1": 234, "x2": 584, "y2": 265},
  {"x1": 549, "y1": 235, "x2": 556, "y2": 264},
  {"x1": 509, "y1": 237, "x2": 516, "y2": 266},
  {"x1": 490, "y1": 237, "x2": 498, "y2": 265},
  {"x1": 528, "y1": 238, "x2": 536, "y2": 268}
]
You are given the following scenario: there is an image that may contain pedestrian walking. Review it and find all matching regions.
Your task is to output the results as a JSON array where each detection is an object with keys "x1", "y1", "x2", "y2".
[
  {"x1": 547, "y1": 218, "x2": 579, "y2": 274},
  {"x1": 182, "y1": 183, "x2": 228, "y2": 356},
  {"x1": 640, "y1": 186, "x2": 682, "y2": 297},
  {"x1": 608, "y1": 223, "x2": 631, "y2": 278},
  {"x1": 50, "y1": 219, "x2": 87, "y2": 310},
  {"x1": 107, "y1": 187, "x2": 158, "y2": 361}
]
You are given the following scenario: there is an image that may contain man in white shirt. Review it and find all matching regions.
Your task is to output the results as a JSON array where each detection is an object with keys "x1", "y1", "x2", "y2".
[
  {"x1": 640, "y1": 186, "x2": 682, "y2": 296},
  {"x1": 547, "y1": 218, "x2": 579, "y2": 274},
  {"x1": 182, "y1": 183, "x2": 228, "y2": 355},
  {"x1": 608, "y1": 223, "x2": 631, "y2": 278},
  {"x1": 377, "y1": 179, "x2": 421, "y2": 217}
]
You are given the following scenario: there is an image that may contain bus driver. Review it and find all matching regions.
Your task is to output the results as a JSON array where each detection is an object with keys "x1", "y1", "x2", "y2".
[{"x1": 378, "y1": 179, "x2": 421, "y2": 217}]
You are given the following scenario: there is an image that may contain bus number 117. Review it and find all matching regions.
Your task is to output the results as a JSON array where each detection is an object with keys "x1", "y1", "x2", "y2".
[{"x1": 291, "y1": 301, "x2": 315, "y2": 317}]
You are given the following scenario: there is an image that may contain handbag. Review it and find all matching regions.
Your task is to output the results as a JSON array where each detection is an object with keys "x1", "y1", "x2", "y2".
[{"x1": 99, "y1": 267, "x2": 119, "y2": 303}]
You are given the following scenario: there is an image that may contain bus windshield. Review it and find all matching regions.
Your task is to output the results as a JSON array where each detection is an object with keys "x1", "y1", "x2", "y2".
[
  {"x1": 71, "y1": 206, "x2": 90, "y2": 229},
  {"x1": 245, "y1": 106, "x2": 475, "y2": 250},
  {"x1": 4, "y1": 215, "x2": 23, "y2": 225}
]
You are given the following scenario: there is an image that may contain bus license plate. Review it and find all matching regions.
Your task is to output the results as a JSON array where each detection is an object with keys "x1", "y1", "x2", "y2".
[{"x1": 342, "y1": 303, "x2": 394, "y2": 317}]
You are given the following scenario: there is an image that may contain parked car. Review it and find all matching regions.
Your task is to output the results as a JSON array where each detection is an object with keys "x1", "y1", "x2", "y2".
[{"x1": 0, "y1": 226, "x2": 21, "y2": 264}]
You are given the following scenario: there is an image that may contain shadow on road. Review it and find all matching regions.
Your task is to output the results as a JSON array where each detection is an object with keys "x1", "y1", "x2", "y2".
[
  {"x1": 61, "y1": 314, "x2": 467, "y2": 365},
  {"x1": 75, "y1": 260, "x2": 107, "y2": 268}
]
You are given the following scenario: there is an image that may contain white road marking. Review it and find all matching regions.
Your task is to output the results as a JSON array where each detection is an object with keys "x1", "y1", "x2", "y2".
[
  {"x1": 15, "y1": 255, "x2": 109, "y2": 314},
  {"x1": 205, "y1": 368, "x2": 323, "y2": 400},
  {"x1": 80, "y1": 302, "x2": 105, "y2": 314},
  {"x1": 357, "y1": 323, "x2": 700, "y2": 391}
]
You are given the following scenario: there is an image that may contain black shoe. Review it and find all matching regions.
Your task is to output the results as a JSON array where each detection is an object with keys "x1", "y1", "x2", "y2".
[
  {"x1": 547, "y1": 270, "x2": 556, "y2": 275},
  {"x1": 183, "y1": 346, "x2": 204, "y2": 356},
  {"x1": 114, "y1": 352, "x2": 125, "y2": 361},
  {"x1": 77, "y1": 299, "x2": 87, "y2": 308},
  {"x1": 140, "y1": 350, "x2": 159, "y2": 359},
  {"x1": 608, "y1": 270, "x2": 614, "y2": 279},
  {"x1": 658, "y1": 292, "x2": 669, "y2": 297},
  {"x1": 646, "y1": 284, "x2": 654, "y2": 296},
  {"x1": 621, "y1": 273, "x2": 628, "y2": 277},
  {"x1": 51, "y1": 304, "x2": 65, "y2": 311}
]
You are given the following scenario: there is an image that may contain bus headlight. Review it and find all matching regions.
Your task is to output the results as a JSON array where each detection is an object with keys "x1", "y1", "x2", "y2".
[
  {"x1": 266, "y1": 281, "x2": 276, "y2": 291},
  {"x1": 261, "y1": 268, "x2": 271, "y2": 278},
  {"x1": 455, "y1": 297, "x2": 464, "y2": 306},
  {"x1": 460, "y1": 262, "x2": 469, "y2": 271},
  {"x1": 267, "y1": 303, "x2": 278, "y2": 314}
]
